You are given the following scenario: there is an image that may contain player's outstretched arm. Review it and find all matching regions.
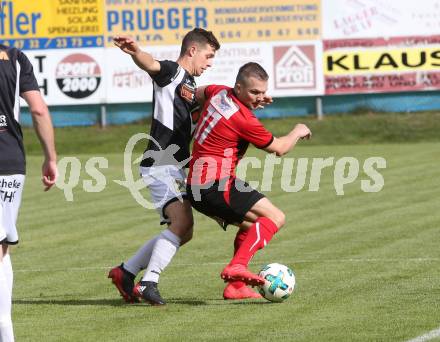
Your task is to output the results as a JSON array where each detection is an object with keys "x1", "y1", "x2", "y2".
[
  {"x1": 264, "y1": 123, "x2": 311, "y2": 156},
  {"x1": 113, "y1": 36, "x2": 161, "y2": 75},
  {"x1": 21, "y1": 90, "x2": 58, "y2": 191}
]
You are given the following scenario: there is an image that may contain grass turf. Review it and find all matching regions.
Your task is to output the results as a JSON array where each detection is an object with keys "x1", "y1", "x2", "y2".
[{"x1": 12, "y1": 131, "x2": 440, "y2": 341}]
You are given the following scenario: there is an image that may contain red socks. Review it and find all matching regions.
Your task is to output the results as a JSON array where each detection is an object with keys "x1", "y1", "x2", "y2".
[
  {"x1": 229, "y1": 229, "x2": 250, "y2": 289},
  {"x1": 234, "y1": 229, "x2": 248, "y2": 254},
  {"x1": 230, "y1": 217, "x2": 279, "y2": 267}
]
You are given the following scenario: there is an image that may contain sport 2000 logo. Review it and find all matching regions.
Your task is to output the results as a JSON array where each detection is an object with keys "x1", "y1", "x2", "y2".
[{"x1": 55, "y1": 133, "x2": 386, "y2": 208}]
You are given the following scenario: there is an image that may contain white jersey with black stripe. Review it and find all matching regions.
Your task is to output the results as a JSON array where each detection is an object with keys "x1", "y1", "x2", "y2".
[{"x1": 141, "y1": 60, "x2": 199, "y2": 168}]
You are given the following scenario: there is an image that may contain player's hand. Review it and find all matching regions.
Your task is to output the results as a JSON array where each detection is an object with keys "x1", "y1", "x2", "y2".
[
  {"x1": 294, "y1": 123, "x2": 312, "y2": 140},
  {"x1": 42, "y1": 159, "x2": 58, "y2": 191},
  {"x1": 113, "y1": 36, "x2": 140, "y2": 56},
  {"x1": 256, "y1": 95, "x2": 273, "y2": 109}
]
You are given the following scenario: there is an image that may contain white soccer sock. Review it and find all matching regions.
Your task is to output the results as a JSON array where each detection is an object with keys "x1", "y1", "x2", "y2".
[
  {"x1": 0, "y1": 261, "x2": 14, "y2": 342},
  {"x1": 142, "y1": 229, "x2": 181, "y2": 283},
  {"x1": 123, "y1": 235, "x2": 159, "y2": 276},
  {"x1": 2, "y1": 254, "x2": 13, "y2": 295}
]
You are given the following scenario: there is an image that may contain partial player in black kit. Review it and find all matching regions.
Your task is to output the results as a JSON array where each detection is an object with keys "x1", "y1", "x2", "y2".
[{"x1": 0, "y1": 42, "x2": 58, "y2": 341}]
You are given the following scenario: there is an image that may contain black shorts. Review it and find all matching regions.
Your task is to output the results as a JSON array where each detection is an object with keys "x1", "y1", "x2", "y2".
[{"x1": 186, "y1": 177, "x2": 265, "y2": 230}]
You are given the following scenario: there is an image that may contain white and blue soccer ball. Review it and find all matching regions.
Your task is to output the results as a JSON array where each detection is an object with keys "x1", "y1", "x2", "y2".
[{"x1": 258, "y1": 263, "x2": 296, "y2": 302}]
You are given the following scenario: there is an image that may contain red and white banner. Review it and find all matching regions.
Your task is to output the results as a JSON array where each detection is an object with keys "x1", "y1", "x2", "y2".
[{"x1": 197, "y1": 40, "x2": 324, "y2": 97}]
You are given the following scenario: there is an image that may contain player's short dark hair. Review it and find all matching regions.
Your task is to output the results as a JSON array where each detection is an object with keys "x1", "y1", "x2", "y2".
[
  {"x1": 180, "y1": 28, "x2": 220, "y2": 56},
  {"x1": 235, "y1": 62, "x2": 269, "y2": 86}
]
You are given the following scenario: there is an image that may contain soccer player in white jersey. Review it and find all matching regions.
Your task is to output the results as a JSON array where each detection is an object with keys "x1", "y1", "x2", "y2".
[
  {"x1": 0, "y1": 43, "x2": 57, "y2": 341},
  {"x1": 108, "y1": 29, "x2": 220, "y2": 305}
]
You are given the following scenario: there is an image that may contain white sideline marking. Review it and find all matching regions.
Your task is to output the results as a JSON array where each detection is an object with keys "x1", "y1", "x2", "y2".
[
  {"x1": 406, "y1": 327, "x2": 440, "y2": 342},
  {"x1": 13, "y1": 258, "x2": 439, "y2": 273}
]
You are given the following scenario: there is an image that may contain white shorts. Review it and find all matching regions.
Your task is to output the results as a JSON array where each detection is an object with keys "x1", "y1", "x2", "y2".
[
  {"x1": 0, "y1": 175, "x2": 25, "y2": 245},
  {"x1": 140, "y1": 166, "x2": 187, "y2": 225}
]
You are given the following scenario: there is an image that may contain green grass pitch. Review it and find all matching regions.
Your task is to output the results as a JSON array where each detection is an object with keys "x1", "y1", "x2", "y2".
[{"x1": 12, "y1": 115, "x2": 440, "y2": 341}]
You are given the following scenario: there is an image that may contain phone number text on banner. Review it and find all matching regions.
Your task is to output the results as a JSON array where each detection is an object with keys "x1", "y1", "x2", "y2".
[{"x1": 0, "y1": 0, "x2": 105, "y2": 50}]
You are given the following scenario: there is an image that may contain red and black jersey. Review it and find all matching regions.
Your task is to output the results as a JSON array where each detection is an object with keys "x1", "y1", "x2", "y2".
[
  {"x1": 188, "y1": 85, "x2": 273, "y2": 185},
  {"x1": 0, "y1": 45, "x2": 39, "y2": 175}
]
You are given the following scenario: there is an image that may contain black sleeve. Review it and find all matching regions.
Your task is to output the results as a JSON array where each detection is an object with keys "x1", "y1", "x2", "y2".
[
  {"x1": 17, "y1": 50, "x2": 39, "y2": 94},
  {"x1": 151, "y1": 60, "x2": 179, "y2": 88}
]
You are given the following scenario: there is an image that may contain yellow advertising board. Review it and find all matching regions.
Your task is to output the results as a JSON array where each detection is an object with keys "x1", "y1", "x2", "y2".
[
  {"x1": 104, "y1": 0, "x2": 321, "y2": 46},
  {"x1": 0, "y1": 0, "x2": 320, "y2": 49},
  {"x1": 324, "y1": 36, "x2": 440, "y2": 95},
  {"x1": 0, "y1": 0, "x2": 104, "y2": 49},
  {"x1": 324, "y1": 47, "x2": 440, "y2": 75}
]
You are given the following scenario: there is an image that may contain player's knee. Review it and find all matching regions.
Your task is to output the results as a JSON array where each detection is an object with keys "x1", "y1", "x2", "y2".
[
  {"x1": 182, "y1": 215, "x2": 194, "y2": 231},
  {"x1": 277, "y1": 212, "x2": 286, "y2": 229},
  {"x1": 180, "y1": 227, "x2": 193, "y2": 245},
  {"x1": 170, "y1": 214, "x2": 193, "y2": 236},
  {"x1": 270, "y1": 210, "x2": 285, "y2": 229}
]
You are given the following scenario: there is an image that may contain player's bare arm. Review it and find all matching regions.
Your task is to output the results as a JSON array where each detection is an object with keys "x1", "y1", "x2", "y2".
[
  {"x1": 265, "y1": 123, "x2": 311, "y2": 156},
  {"x1": 21, "y1": 90, "x2": 58, "y2": 191},
  {"x1": 113, "y1": 36, "x2": 161, "y2": 75},
  {"x1": 195, "y1": 85, "x2": 209, "y2": 105}
]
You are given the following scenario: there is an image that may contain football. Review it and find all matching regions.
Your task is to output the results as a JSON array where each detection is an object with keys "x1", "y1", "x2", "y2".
[{"x1": 258, "y1": 263, "x2": 296, "y2": 302}]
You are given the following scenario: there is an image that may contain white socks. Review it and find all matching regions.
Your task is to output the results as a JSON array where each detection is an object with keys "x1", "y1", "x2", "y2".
[
  {"x1": 123, "y1": 235, "x2": 160, "y2": 276},
  {"x1": 0, "y1": 260, "x2": 14, "y2": 342},
  {"x1": 142, "y1": 229, "x2": 181, "y2": 283},
  {"x1": 2, "y1": 255, "x2": 12, "y2": 295}
]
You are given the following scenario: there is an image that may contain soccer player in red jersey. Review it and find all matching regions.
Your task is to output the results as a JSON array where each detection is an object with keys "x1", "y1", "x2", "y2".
[{"x1": 187, "y1": 62, "x2": 311, "y2": 300}]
